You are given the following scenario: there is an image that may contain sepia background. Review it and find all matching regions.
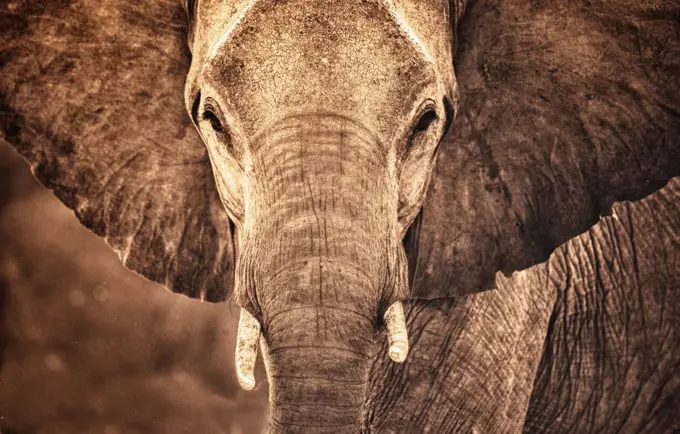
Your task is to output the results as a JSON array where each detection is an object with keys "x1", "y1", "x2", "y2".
[{"x1": 0, "y1": 141, "x2": 268, "y2": 433}]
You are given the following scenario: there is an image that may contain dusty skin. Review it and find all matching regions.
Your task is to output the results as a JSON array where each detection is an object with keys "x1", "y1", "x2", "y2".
[{"x1": 1, "y1": 0, "x2": 679, "y2": 433}]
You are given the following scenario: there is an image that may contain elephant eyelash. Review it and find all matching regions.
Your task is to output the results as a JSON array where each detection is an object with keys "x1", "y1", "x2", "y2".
[
  {"x1": 200, "y1": 101, "x2": 238, "y2": 158},
  {"x1": 414, "y1": 109, "x2": 437, "y2": 133},
  {"x1": 406, "y1": 108, "x2": 438, "y2": 154},
  {"x1": 201, "y1": 104, "x2": 227, "y2": 135}
]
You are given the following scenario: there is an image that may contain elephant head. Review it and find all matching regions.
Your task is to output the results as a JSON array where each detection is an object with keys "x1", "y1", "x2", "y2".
[
  {"x1": 1, "y1": 0, "x2": 678, "y2": 432},
  {"x1": 183, "y1": 1, "x2": 459, "y2": 417}
]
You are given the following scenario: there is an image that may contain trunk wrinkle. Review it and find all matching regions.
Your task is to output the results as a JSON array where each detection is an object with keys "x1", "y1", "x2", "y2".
[
  {"x1": 268, "y1": 345, "x2": 372, "y2": 360},
  {"x1": 240, "y1": 117, "x2": 398, "y2": 432},
  {"x1": 251, "y1": 112, "x2": 381, "y2": 154},
  {"x1": 266, "y1": 305, "x2": 375, "y2": 327},
  {"x1": 271, "y1": 416, "x2": 361, "y2": 429},
  {"x1": 270, "y1": 374, "x2": 370, "y2": 385},
  {"x1": 271, "y1": 401, "x2": 365, "y2": 409}
]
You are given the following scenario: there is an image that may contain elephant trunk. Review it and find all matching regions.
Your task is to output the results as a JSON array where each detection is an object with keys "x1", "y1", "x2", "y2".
[
  {"x1": 258, "y1": 215, "x2": 383, "y2": 432},
  {"x1": 267, "y1": 306, "x2": 374, "y2": 433},
  {"x1": 232, "y1": 114, "x2": 409, "y2": 432},
  {"x1": 260, "y1": 245, "x2": 380, "y2": 432}
]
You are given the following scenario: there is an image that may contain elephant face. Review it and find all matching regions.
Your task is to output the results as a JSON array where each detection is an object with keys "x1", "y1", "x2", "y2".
[
  {"x1": 1, "y1": 0, "x2": 678, "y2": 432},
  {"x1": 184, "y1": 0, "x2": 456, "y2": 228},
  {"x1": 182, "y1": 1, "x2": 457, "y2": 428}
]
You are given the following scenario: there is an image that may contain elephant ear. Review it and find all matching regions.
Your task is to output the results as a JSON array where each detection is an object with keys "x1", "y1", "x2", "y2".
[
  {"x1": 0, "y1": 0, "x2": 234, "y2": 301},
  {"x1": 410, "y1": 0, "x2": 680, "y2": 299}
]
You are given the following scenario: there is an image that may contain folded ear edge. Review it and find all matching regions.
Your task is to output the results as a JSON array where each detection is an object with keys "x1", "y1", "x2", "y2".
[{"x1": 407, "y1": 174, "x2": 679, "y2": 302}]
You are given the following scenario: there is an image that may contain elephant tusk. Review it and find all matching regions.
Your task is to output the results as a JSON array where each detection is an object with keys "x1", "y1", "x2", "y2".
[
  {"x1": 235, "y1": 308, "x2": 261, "y2": 390},
  {"x1": 384, "y1": 301, "x2": 409, "y2": 363}
]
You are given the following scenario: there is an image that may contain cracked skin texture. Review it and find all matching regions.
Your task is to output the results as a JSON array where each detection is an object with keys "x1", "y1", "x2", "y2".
[
  {"x1": 366, "y1": 178, "x2": 680, "y2": 433},
  {"x1": 0, "y1": 0, "x2": 235, "y2": 302},
  {"x1": 524, "y1": 179, "x2": 680, "y2": 433},
  {"x1": 0, "y1": 0, "x2": 678, "y2": 303},
  {"x1": 411, "y1": 0, "x2": 680, "y2": 298},
  {"x1": 0, "y1": 0, "x2": 679, "y2": 432},
  {"x1": 1, "y1": 143, "x2": 679, "y2": 432}
]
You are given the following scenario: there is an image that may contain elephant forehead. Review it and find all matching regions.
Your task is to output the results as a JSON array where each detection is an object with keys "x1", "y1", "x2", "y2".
[{"x1": 201, "y1": 0, "x2": 438, "y2": 139}]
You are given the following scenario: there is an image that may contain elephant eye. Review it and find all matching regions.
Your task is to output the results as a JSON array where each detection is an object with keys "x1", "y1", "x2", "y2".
[
  {"x1": 202, "y1": 108, "x2": 226, "y2": 134},
  {"x1": 406, "y1": 108, "x2": 438, "y2": 154},
  {"x1": 200, "y1": 100, "x2": 237, "y2": 157},
  {"x1": 414, "y1": 109, "x2": 437, "y2": 133}
]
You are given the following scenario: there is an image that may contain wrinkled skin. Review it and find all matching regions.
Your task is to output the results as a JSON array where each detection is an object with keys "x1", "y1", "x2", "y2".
[
  {"x1": 2, "y1": 142, "x2": 679, "y2": 433},
  {"x1": 185, "y1": 1, "x2": 456, "y2": 429},
  {"x1": 1, "y1": 0, "x2": 679, "y2": 432},
  {"x1": 367, "y1": 178, "x2": 680, "y2": 433},
  {"x1": 523, "y1": 181, "x2": 680, "y2": 433}
]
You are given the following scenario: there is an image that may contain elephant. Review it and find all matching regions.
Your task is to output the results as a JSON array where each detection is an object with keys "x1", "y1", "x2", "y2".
[
  {"x1": 0, "y1": 141, "x2": 678, "y2": 433},
  {"x1": 1, "y1": 0, "x2": 679, "y2": 432}
]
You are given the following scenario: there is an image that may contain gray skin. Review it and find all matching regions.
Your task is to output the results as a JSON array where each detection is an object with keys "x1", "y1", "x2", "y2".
[{"x1": 0, "y1": 0, "x2": 679, "y2": 432}]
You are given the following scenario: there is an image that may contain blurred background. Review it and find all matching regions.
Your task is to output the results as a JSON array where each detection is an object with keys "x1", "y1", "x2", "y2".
[{"x1": 0, "y1": 141, "x2": 268, "y2": 434}]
